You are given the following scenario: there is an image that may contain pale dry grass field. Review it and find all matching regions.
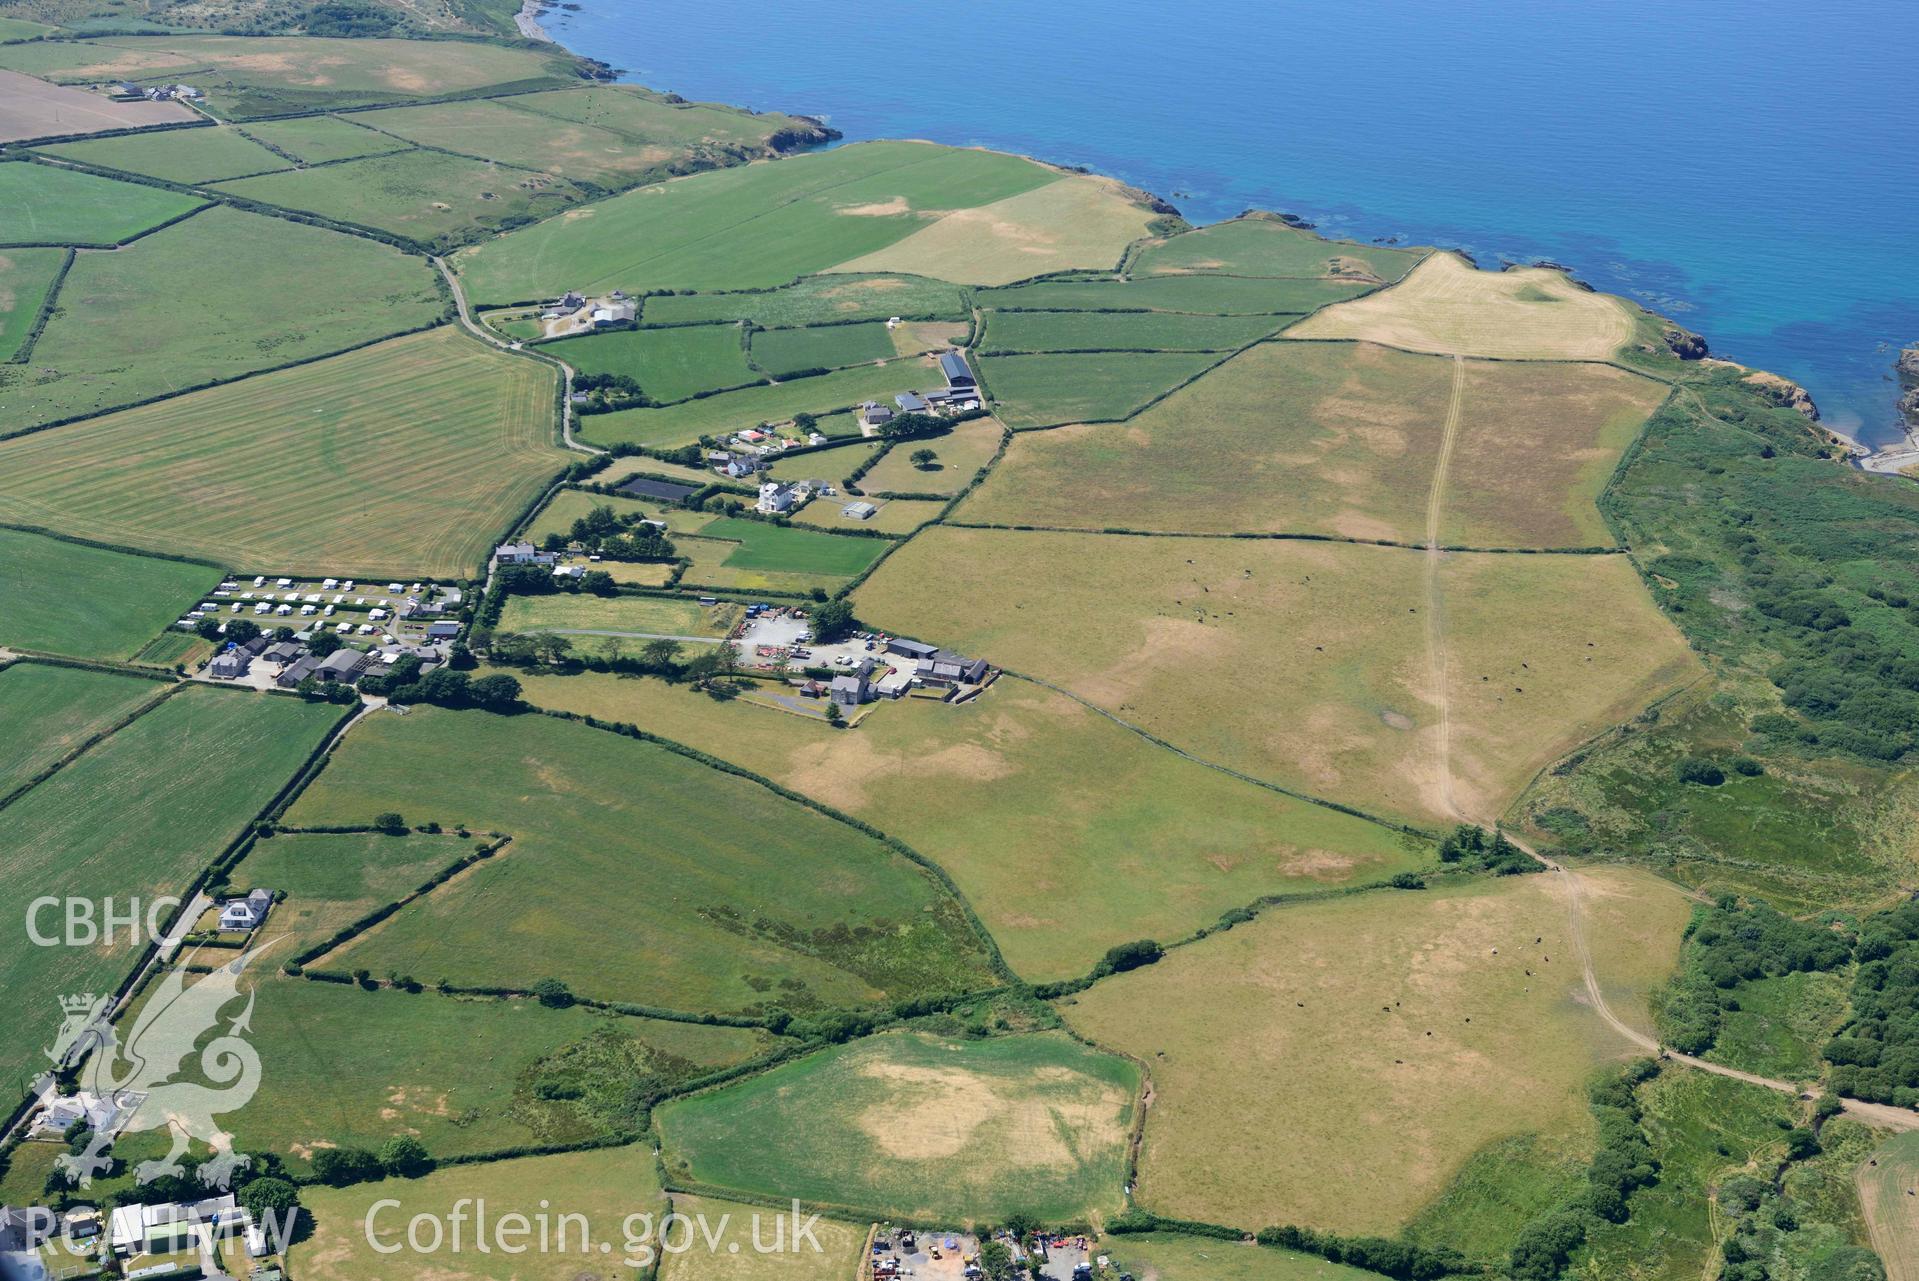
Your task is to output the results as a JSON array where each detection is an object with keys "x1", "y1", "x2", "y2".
[
  {"x1": 659, "y1": 1195, "x2": 867, "y2": 1281},
  {"x1": 854, "y1": 529, "x2": 1697, "y2": 826},
  {"x1": 1286, "y1": 252, "x2": 1635, "y2": 361},
  {"x1": 1857, "y1": 1131, "x2": 1919, "y2": 1281},
  {"x1": 860, "y1": 419, "x2": 1005, "y2": 496},
  {"x1": 956, "y1": 341, "x2": 1451, "y2": 540},
  {"x1": 296, "y1": 1146, "x2": 667, "y2": 1281},
  {"x1": 831, "y1": 173, "x2": 1156, "y2": 285},
  {"x1": 1062, "y1": 866, "x2": 1693, "y2": 1235},
  {"x1": 960, "y1": 342, "x2": 1665, "y2": 548},
  {"x1": 1439, "y1": 359, "x2": 1669, "y2": 547}
]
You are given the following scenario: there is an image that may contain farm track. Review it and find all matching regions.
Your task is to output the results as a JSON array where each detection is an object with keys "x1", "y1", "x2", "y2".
[
  {"x1": 434, "y1": 255, "x2": 599, "y2": 455},
  {"x1": 1408, "y1": 361, "x2": 1919, "y2": 1134},
  {"x1": 1421, "y1": 356, "x2": 1466, "y2": 821}
]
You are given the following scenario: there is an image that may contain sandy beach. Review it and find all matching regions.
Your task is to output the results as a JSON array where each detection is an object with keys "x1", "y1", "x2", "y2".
[{"x1": 514, "y1": 0, "x2": 550, "y2": 42}]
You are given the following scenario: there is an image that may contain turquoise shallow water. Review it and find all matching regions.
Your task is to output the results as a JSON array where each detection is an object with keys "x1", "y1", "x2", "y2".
[{"x1": 543, "y1": 0, "x2": 1917, "y2": 445}]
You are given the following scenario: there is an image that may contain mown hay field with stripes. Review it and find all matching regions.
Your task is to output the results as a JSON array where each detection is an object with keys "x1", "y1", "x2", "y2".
[
  {"x1": 0, "y1": 206, "x2": 443, "y2": 436},
  {"x1": 0, "y1": 661, "x2": 165, "y2": 798},
  {"x1": 0, "y1": 328, "x2": 566, "y2": 578}
]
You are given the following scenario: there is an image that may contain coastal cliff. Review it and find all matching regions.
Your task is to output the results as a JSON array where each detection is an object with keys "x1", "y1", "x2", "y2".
[
  {"x1": 1899, "y1": 343, "x2": 1919, "y2": 434},
  {"x1": 1741, "y1": 370, "x2": 1821, "y2": 422}
]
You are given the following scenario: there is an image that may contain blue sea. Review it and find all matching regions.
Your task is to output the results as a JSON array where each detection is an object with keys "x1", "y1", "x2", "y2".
[{"x1": 540, "y1": 0, "x2": 1918, "y2": 446}]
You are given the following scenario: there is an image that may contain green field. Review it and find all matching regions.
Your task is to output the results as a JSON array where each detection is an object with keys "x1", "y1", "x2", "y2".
[
  {"x1": 977, "y1": 274, "x2": 1372, "y2": 315},
  {"x1": 698, "y1": 517, "x2": 890, "y2": 577},
  {"x1": 215, "y1": 149, "x2": 587, "y2": 249},
  {"x1": 659, "y1": 1194, "x2": 868, "y2": 1281},
  {"x1": 502, "y1": 670, "x2": 1432, "y2": 982},
  {"x1": 0, "y1": 34, "x2": 581, "y2": 118},
  {"x1": 530, "y1": 486, "x2": 670, "y2": 531},
  {"x1": 214, "y1": 975, "x2": 775, "y2": 1166},
  {"x1": 239, "y1": 114, "x2": 411, "y2": 164},
  {"x1": 134, "y1": 629, "x2": 211, "y2": 668},
  {"x1": 769, "y1": 439, "x2": 885, "y2": 483},
  {"x1": 0, "y1": 527, "x2": 218, "y2": 658},
  {"x1": 0, "y1": 15, "x2": 58, "y2": 38},
  {"x1": 976, "y1": 350, "x2": 1222, "y2": 428},
  {"x1": 750, "y1": 320, "x2": 897, "y2": 375},
  {"x1": 581, "y1": 358, "x2": 933, "y2": 447},
  {"x1": 350, "y1": 88, "x2": 810, "y2": 187},
  {"x1": 0, "y1": 687, "x2": 342, "y2": 1105},
  {"x1": 545, "y1": 323, "x2": 759, "y2": 402},
  {"x1": 856, "y1": 528, "x2": 1698, "y2": 826},
  {"x1": 0, "y1": 246, "x2": 64, "y2": 359},
  {"x1": 496, "y1": 592, "x2": 737, "y2": 643},
  {"x1": 224, "y1": 829, "x2": 476, "y2": 959},
  {"x1": 657, "y1": 1031, "x2": 1138, "y2": 1222},
  {"x1": 0, "y1": 661, "x2": 164, "y2": 799},
  {"x1": 1063, "y1": 868, "x2": 1691, "y2": 1235},
  {"x1": 1135, "y1": 218, "x2": 1425, "y2": 282},
  {"x1": 285, "y1": 706, "x2": 999, "y2": 1013},
  {"x1": 503, "y1": 83, "x2": 812, "y2": 140},
  {"x1": 1108, "y1": 1234, "x2": 1379, "y2": 1281},
  {"x1": 645, "y1": 273, "x2": 969, "y2": 328},
  {"x1": 296, "y1": 1145, "x2": 668, "y2": 1281},
  {"x1": 979, "y1": 309, "x2": 1284, "y2": 353},
  {"x1": 0, "y1": 328, "x2": 565, "y2": 578},
  {"x1": 0, "y1": 205, "x2": 443, "y2": 434},
  {"x1": 454, "y1": 141, "x2": 1064, "y2": 303},
  {"x1": 857, "y1": 419, "x2": 1004, "y2": 496},
  {"x1": 38, "y1": 125, "x2": 288, "y2": 184},
  {"x1": 0, "y1": 161, "x2": 203, "y2": 247}
]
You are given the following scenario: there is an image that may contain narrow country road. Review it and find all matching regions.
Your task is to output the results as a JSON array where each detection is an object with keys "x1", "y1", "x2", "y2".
[
  {"x1": 1414, "y1": 358, "x2": 1919, "y2": 1135},
  {"x1": 432, "y1": 256, "x2": 601, "y2": 456}
]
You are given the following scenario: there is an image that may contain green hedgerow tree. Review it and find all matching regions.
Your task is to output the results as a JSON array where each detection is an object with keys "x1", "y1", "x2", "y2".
[{"x1": 378, "y1": 1135, "x2": 432, "y2": 1178}]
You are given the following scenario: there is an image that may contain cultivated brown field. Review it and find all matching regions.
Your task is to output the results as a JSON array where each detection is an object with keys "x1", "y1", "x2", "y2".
[{"x1": 0, "y1": 68, "x2": 193, "y2": 140}]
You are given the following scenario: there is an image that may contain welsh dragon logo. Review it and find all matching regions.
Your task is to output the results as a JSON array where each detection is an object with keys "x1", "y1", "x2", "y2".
[{"x1": 37, "y1": 946, "x2": 271, "y2": 1191}]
